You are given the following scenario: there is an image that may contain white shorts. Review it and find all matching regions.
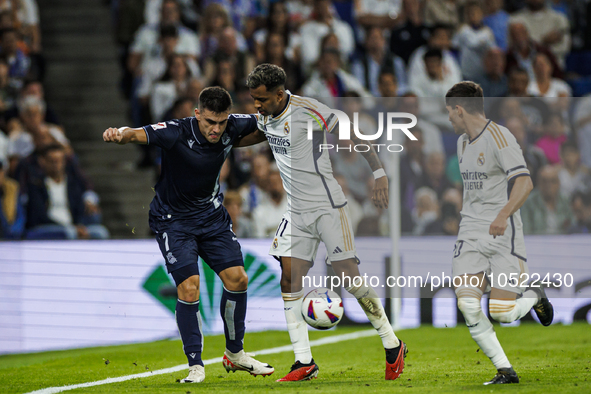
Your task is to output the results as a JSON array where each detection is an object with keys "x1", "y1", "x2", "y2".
[
  {"x1": 452, "y1": 238, "x2": 529, "y2": 294},
  {"x1": 269, "y1": 205, "x2": 357, "y2": 263}
]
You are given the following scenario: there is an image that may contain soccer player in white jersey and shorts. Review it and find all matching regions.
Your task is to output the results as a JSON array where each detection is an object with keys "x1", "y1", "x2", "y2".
[
  {"x1": 236, "y1": 63, "x2": 407, "y2": 382},
  {"x1": 445, "y1": 81, "x2": 554, "y2": 385}
]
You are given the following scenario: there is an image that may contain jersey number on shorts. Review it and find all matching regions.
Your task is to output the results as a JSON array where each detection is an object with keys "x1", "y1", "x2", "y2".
[
  {"x1": 453, "y1": 240, "x2": 464, "y2": 258},
  {"x1": 163, "y1": 232, "x2": 170, "y2": 251}
]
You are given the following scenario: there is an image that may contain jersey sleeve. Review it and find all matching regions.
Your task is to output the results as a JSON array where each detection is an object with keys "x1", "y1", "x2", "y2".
[
  {"x1": 491, "y1": 124, "x2": 530, "y2": 182},
  {"x1": 143, "y1": 121, "x2": 182, "y2": 150},
  {"x1": 313, "y1": 100, "x2": 340, "y2": 134},
  {"x1": 228, "y1": 113, "x2": 258, "y2": 140}
]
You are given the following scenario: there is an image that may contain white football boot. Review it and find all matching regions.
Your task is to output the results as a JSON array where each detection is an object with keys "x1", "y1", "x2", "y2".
[
  {"x1": 180, "y1": 364, "x2": 205, "y2": 383},
  {"x1": 222, "y1": 349, "x2": 275, "y2": 376}
]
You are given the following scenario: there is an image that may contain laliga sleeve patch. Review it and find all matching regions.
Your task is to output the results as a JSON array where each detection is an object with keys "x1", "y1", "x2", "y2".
[{"x1": 151, "y1": 122, "x2": 167, "y2": 130}]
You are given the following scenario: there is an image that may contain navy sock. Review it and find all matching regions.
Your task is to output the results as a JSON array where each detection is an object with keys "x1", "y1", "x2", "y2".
[
  {"x1": 175, "y1": 299, "x2": 203, "y2": 366},
  {"x1": 220, "y1": 287, "x2": 247, "y2": 353}
]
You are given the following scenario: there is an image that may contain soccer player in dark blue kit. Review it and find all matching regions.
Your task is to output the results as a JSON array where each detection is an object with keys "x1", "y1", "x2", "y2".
[{"x1": 103, "y1": 87, "x2": 274, "y2": 383}]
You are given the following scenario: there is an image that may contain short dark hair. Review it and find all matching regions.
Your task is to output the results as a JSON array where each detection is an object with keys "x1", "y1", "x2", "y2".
[
  {"x1": 38, "y1": 143, "x2": 64, "y2": 157},
  {"x1": 445, "y1": 81, "x2": 484, "y2": 114},
  {"x1": 159, "y1": 24, "x2": 178, "y2": 38},
  {"x1": 424, "y1": 48, "x2": 442, "y2": 61},
  {"x1": 561, "y1": 140, "x2": 578, "y2": 153},
  {"x1": 378, "y1": 67, "x2": 397, "y2": 83},
  {"x1": 246, "y1": 63, "x2": 287, "y2": 91},
  {"x1": 198, "y1": 86, "x2": 233, "y2": 113}
]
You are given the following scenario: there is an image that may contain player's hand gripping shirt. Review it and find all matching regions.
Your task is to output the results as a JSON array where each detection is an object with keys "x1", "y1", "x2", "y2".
[
  {"x1": 256, "y1": 93, "x2": 347, "y2": 213},
  {"x1": 457, "y1": 120, "x2": 530, "y2": 246},
  {"x1": 143, "y1": 115, "x2": 257, "y2": 217}
]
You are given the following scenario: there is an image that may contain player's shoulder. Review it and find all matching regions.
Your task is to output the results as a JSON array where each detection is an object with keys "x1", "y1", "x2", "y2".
[
  {"x1": 146, "y1": 118, "x2": 185, "y2": 131},
  {"x1": 485, "y1": 121, "x2": 518, "y2": 150},
  {"x1": 290, "y1": 94, "x2": 328, "y2": 112}
]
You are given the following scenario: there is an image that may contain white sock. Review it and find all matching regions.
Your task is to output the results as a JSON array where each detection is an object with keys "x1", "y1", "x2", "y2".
[
  {"x1": 457, "y1": 293, "x2": 511, "y2": 370},
  {"x1": 282, "y1": 291, "x2": 312, "y2": 364},
  {"x1": 489, "y1": 292, "x2": 538, "y2": 323},
  {"x1": 345, "y1": 282, "x2": 400, "y2": 349}
]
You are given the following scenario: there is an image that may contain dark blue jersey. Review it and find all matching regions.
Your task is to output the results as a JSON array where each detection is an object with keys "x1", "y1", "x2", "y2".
[{"x1": 143, "y1": 114, "x2": 257, "y2": 217}]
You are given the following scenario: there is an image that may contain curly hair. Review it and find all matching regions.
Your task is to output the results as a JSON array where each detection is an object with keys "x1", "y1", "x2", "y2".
[{"x1": 246, "y1": 63, "x2": 286, "y2": 91}]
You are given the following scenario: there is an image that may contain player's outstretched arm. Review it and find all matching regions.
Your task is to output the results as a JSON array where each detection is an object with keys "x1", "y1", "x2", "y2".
[
  {"x1": 103, "y1": 127, "x2": 147, "y2": 145},
  {"x1": 490, "y1": 175, "x2": 533, "y2": 238},
  {"x1": 349, "y1": 132, "x2": 389, "y2": 209},
  {"x1": 234, "y1": 128, "x2": 267, "y2": 147}
]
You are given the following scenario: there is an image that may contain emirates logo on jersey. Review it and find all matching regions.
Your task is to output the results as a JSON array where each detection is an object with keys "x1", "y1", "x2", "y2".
[
  {"x1": 284, "y1": 121, "x2": 290, "y2": 135},
  {"x1": 477, "y1": 152, "x2": 485, "y2": 166}
]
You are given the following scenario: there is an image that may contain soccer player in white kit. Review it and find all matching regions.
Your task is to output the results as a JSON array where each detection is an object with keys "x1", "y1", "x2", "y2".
[
  {"x1": 445, "y1": 82, "x2": 554, "y2": 385},
  {"x1": 237, "y1": 64, "x2": 407, "y2": 382}
]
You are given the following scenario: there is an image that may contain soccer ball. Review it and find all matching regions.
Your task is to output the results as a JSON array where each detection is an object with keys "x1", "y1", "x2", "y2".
[{"x1": 301, "y1": 288, "x2": 344, "y2": 329}]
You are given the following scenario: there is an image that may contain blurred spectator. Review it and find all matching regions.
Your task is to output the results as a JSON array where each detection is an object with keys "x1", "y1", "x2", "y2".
[
  {"x1": 573, "y1": 94, "x2": 591, "y2": 169},
  {"x1": 409, "y1": 48, "x2": 460, "y2": 101},
  {"x1": 377, "y1": 69, "x2": 398, "y2": 98},
  {"x1": 203, "y1": 0, "x2": 262, "y2": 39},
  {"x1": 127, "y1": 0, "x2": 200, "y2": 79},
  {"x1": 163, "y1": 96, "x2": 196, "y2": 121},
  {"x1": 199, "y1": 3, "x2": 236, "y2": 60},
  {"x1": 411, "y1": 186, "x2": 442, "y2": 235},
  {"x1": 389, "y1": 0, "x2": 430, "y2": 64},
  {"x1": 558, "y1": 141, "x2": 589, "y2": 199},
  {"x1": 395, "y1": 94, "x2": 444, "y2": 155},
  {"x1": 144, "y1": 0, "x2": 199, "y2": 29},
  {"x1": 417, "y1": 151, "x2": 453, "y2": 199},
  {"x1": 0, "y1": 159, "x2": 25, "y2": 239},
  {"x1": 203, "y1": 27, "x2": 255, "y2": 86},
  {"x1": 7, "y1": 96, "x2": 70, "y2": 172},
  {"x1": 521, "y1": 165, "x2": 573, "y2": 234},
  {"x1": 285, "y1": 0, "x2": 314, "y2": 28},
  {"x1": 569, "y1": 190, "x2": 591, "y2": 234},
  {"x1": 424, "y1": 0, "x2": 459, "y2": 30},
  {"x1": 5, "y1": 79, "x2": 60, "y2": 126},
  {"x1": 510, "y1": 0, "x2": 570, "y2": 66},
  {"x1": 252, "y1": 167, "x2": 287, "y2": 238},
  {"x1": 451, "y1": 1, "x2": 496, "y2": 80},
  {"x1": 24, "y1": 144, "x2": 109, "y2": 240},
  {"x1": 351, "y1": 27, "x2": 408, "y2": 96},
  {"x1": 253, "y1": 1, "x2": 301, "y2": 64},
  {"x1": 332, "y1": 140, "x2": 373, "y2": 203},
  {"x1": 535, "y1": 112, "x2": 567, "y2": 164},
  {"x1": 526, "y1": 52, "x2": 571, "y2": 98},
  {"x1": 474, "y1": 47, "x2": 508, "y2": 97},
  {"x1": 505, "y1": 21, "x2": 562, "y2": 81},
  {"x1": 507, "y1": 67, "x2": 530, "y2": 97},
  {"x1": 239, "y1": 152, "x2": 271, "y2": 215},
  {"x1": 262, "y1": 32, "x2": 304, "y2": 92},
  {"x1": 353, "y1": 0, "x2": 402, "y2": 32},
  {"x1": 0, "y1": 127, "x2": 6, "y2": 165},
  {"x1": 440, "y1": 187, "x2": 462, "y2": 235},
  {"x1": 150, "y1": 54, "x2": 197, "y2": 121},
  {"x1": 483, "y1": 0, "x2": 509, "y2": 50},
  {"x1": 299, "y1": 0, "x2": 355, "y2": 73},
  {"x1": 505, "y1": 115, "x2": 547, "y2": 186},
  {"x1": 223, "y1": 189, "x2": 254, "y2": 238},
  {"x1": 301, "y1": 48, "x2": 372, "y2": 103},
  {"x1": 0, "y1": 58, "x2": 17, "y2": 128},
  {"x1": 1, "y1": 28, "x2": 30, "y2": 88}
]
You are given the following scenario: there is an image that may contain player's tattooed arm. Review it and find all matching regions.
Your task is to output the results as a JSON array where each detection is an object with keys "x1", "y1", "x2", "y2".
[
  {"x1": 490, "y1": 175, "x2": 533, "y2": 238},
  {"x1": 349, "y1": 132, "x2": 389, "y2": 209},
  {"x1": 103, "y1": 127, "x2": 147, "y2": 145},
  {"x1": 234, "y1": 128, "x2": 267, "y2": 147}
]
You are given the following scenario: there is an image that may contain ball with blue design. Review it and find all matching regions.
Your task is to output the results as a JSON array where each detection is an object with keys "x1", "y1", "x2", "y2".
[{"x1": 301, "y1": 288, "x2": 344, "y2": 329}]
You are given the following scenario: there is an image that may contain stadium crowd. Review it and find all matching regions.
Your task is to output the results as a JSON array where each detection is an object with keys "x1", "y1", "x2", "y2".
[
  {"x1": 0, "y1": 0, "x2": 109, "y2": 240},
  {"x1": 2, "y1": 0, "x2": 591, "y2": 239}
]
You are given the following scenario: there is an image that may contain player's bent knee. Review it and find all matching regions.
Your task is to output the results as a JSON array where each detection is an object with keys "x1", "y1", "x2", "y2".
[
  {"x1": 489, "y1": 299, "x2": 518, "y2": 323},
  {"x1": 177, "y1": 276, "x2": 200, "y2": 302},
  {"x1": 457, "y1": 297, "x2": 483, "y2": 326}
]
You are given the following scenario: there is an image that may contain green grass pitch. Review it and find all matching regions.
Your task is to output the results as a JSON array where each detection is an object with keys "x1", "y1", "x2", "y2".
[{"x1": 1, "y1": 323, "x2": 589, "y2": 394}]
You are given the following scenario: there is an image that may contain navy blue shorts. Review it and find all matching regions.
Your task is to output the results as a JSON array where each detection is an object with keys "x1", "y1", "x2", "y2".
[{"x1": 149, "y1": 206, "x2": 244, "y2": 277}]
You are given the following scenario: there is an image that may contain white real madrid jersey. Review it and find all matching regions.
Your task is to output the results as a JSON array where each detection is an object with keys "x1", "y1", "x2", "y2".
[
  {"x1": 256, "y1": 93, "x2": 347, "y2": 213},
  {"x1": 457, "y1": 120, "x2": 530, "y2": 246}
]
